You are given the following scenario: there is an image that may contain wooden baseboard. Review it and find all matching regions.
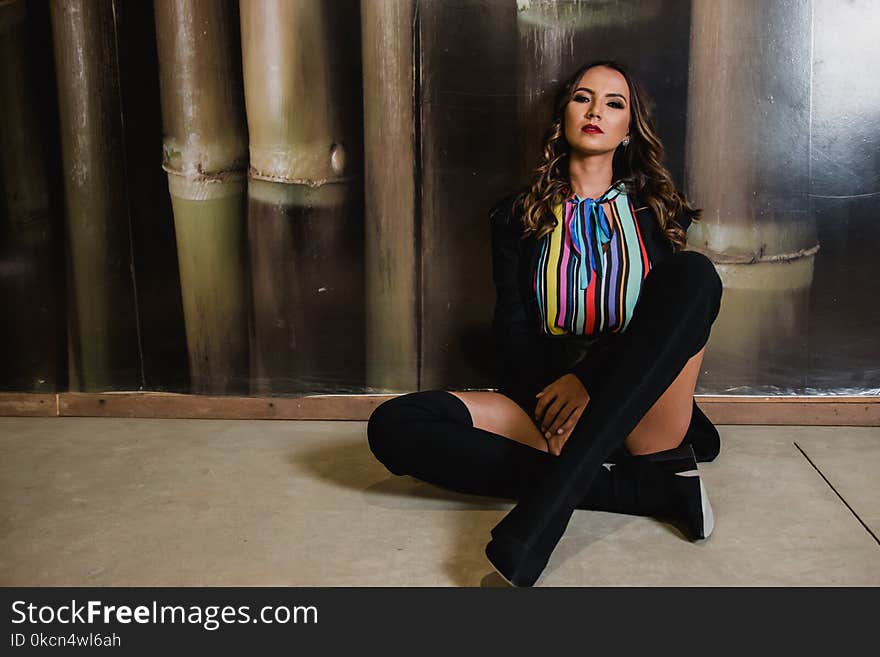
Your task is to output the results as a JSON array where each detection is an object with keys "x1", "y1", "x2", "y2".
[
  {"x1": 0, "y1": 393, "x2": 57, "y2": 417},
  {"x1": 0, "y1": 392, "x2": 877, "y2": 426},
  {"x1": 57, "y1": 392, "x2": 386, "y2": 420}
]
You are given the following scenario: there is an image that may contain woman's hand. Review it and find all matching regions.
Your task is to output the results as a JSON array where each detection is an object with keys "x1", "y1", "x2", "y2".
[{"x1": 535, "y1": 374, "x2": 590, "y2": 456}]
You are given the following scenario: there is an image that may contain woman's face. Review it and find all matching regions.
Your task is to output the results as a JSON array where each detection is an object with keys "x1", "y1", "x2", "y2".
[{"x1": 563, "y1": 66, "x2": 631, "y2": 156}]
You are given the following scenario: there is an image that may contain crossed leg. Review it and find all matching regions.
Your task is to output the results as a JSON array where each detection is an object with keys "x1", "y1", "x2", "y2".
[{"x1": 451, "y1": 346, "x2": 705, "y2": 457}]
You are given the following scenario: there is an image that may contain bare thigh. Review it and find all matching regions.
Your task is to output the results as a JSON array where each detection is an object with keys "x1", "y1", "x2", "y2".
[
  {"x1": 625, "y1": 346, "x2": 705, "y2": 454},
  {"x1": 448, "y1": 391, "x2": 549, "y2": 453}
]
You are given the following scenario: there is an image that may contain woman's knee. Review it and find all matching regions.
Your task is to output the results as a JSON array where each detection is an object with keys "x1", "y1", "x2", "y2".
[
  {"x1": 675, "y1": 251, "x2": 722, "y2": 299},
  {"x1": 367, "y1": 395, "x2": 411, "y2": 474},
  {"x1": 366, "y1": 390, "x2": 468, "y2": 474},
  {"x1": 650, "y1": 250, "x2": 723, "y2": 315}
]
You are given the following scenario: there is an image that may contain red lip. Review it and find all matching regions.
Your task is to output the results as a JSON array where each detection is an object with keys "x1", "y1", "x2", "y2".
[{"x1": 582, "y1": 124, "x2": 603, "y2": 134}]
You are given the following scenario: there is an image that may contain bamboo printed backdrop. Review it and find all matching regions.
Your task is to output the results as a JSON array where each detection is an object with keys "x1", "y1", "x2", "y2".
[{"x1": 1, "y1": 0, "x2": 878, "y2": 397}]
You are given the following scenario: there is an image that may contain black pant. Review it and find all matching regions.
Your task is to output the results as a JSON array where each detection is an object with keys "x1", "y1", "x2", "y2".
[{"x1": 367, "y1": 250, "x2": 722, "y2": 517}]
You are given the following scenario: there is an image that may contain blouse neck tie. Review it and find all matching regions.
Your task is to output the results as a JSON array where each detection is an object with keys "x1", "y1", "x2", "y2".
[{"x1": 567, "y1": 183, "x2": 623, "y2": 289}]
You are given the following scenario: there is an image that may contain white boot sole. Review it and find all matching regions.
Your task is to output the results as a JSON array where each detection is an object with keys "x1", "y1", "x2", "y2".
[{"x1": 675, "y1": 469, "x2": 714, "y2": 540}]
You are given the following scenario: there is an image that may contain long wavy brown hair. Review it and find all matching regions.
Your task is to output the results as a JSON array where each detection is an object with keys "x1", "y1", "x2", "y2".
[{"x1": 516, "y1": 60, "x2": 700, "y2": 251}]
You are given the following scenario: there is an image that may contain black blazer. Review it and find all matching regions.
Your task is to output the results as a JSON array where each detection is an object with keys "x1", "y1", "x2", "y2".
[{"x1": 488, "y1": 189, "x2": 693, "y2": 407}]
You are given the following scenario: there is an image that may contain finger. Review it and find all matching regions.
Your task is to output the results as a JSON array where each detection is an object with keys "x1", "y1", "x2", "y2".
[
  {"x1": 550, "y1": 426, "x2": 574, "y2": 456},
  {"x1": 556, "y1": 405, "x2": 585, "y2": 435},
  {"x1": 534, "y1": 390, "x2": 555, "y2": 423},
  {"x1": 533, "y1": 393, "x2": 543, "y2": 417},
  {"x1": 541, "y1": 398, "x2": 568, "y2": 436},
  {"x1": 539, "y1": 397, "x2": 561, "y2": 433},
  {"x1": 547, "y1": 403, "x2": 575, "y2": 436},
  {"x1": 551, "y1": 410, "x2": 580, "y2": 451},
  {"x1": 541, "y1": 392, "x2": 563, "y2": 422},
  {"x1": 542, "y1": 404, "x2": 565, "y2": 438}
]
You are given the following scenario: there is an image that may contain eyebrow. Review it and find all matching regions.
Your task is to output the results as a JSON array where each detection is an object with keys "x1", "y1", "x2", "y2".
[{"x1": 574, "y1": 86, "x2": 627, "y2": 102}]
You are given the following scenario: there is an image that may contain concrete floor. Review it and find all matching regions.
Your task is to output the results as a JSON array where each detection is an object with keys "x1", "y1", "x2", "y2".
[{"x1": 0, "y1": 417, "x2": 878, "y2": 586}]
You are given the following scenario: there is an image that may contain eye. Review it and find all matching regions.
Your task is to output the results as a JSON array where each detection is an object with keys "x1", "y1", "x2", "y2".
[
  {"x1": 573, "y1": 94, "x2": 589, "y2": 103},
  {"x1": 609, "y1": 101, "x2": 625, "y2": 109}
]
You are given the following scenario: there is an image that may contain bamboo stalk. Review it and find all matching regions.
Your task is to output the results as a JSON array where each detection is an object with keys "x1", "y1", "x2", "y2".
[
  {"x1": 153, "y1": 0, "x2": 247, "y2": 177},
  {"x1": 685, "y1": 0, "x2": 816, "y2": 258},
  {"x1": 49, "y1": 0, "x2": 141, "y2": 391},
  {"x1": 239, "y1": 0, "x2": 361, "y2": 185},
  {"x1": 0, "y1": 0, "x2": 47, "y2": 247},
  {"x1": 167, "y1": 173, "x2": 248, "y2": 394},
  {"x1": 416, "y1": 1, "x2": 517, "y2": 390},
  {"x1": 240, "y1": 0, "x2": 364, "y2": 395},
  {"x1": 0, "y1": 0, "x2": 65, "y2": 391},
  {"x1": 685, "y1": 0, "x2": 817, "y2": 393},
  {"x1": 154, "y1": 0, "x2": 249, "y2": 395},
  {"x1": 360, "y1": 0, "x2": 418, "y2": 392}
]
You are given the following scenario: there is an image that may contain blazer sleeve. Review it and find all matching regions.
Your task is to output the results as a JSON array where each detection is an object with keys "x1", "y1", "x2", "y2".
[
  {"x1": 567, "y1": 343, "x2": 606, "y2": 399},
  {"x1": 489, "y1": 196, "x2": 544, "y2": 404}
]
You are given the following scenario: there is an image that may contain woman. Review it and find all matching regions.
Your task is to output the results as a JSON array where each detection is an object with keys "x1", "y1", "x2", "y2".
[{"x1": 367, "y1": 60, "x2": 723, "y2": 587}]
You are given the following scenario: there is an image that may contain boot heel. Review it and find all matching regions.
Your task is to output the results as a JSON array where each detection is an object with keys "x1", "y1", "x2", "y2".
[{"x1": 485, "y1": 534, "x2": 549, "y2": 587}]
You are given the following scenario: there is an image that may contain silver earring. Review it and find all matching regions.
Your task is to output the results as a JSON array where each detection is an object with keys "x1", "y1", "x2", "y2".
[{"x1": 621, "y1": 138, "x2": 630, "y2": 147}]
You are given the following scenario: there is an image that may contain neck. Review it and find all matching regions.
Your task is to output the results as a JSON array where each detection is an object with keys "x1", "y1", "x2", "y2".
[{"x1": 567, "y1": 150, "x2": 615, "y2": 199}]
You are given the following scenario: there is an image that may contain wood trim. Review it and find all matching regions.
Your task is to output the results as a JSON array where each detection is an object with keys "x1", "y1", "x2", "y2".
[
  {"x1": 57, "y1": 392, "x2": 389, "y2": 420},
  {"x1": 0, "y1": 392, "x2": 877, "y2": 425},
  {"x1": 0, "y1": 393, "x2": 57, "y2": 417},
  {"x1": 696, "y1": 397, "x2": 879, "y2": 426}
]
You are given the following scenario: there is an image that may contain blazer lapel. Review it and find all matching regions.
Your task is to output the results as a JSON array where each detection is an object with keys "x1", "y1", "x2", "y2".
[{"x1": 521, "y1": 232, "x2": 541, "y2": 331}]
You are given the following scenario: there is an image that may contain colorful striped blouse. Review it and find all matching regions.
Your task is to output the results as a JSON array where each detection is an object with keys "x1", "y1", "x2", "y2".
[{"x1": 533, "y1": 181, "x2": 653, "y2": 337}]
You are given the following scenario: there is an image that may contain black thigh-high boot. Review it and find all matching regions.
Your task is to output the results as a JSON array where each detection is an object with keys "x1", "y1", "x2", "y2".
[
  {"x1": 368, "y1": 390, "x2": 700, "y2": 518},
  {"x1": 486, "y1": 250, "x2": 724, "y2": 586}
]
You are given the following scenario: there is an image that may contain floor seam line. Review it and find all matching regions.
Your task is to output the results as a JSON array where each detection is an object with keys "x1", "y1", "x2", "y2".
[{"x1": 793, "y1": 441, "x2": 879, "y2": 547}]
